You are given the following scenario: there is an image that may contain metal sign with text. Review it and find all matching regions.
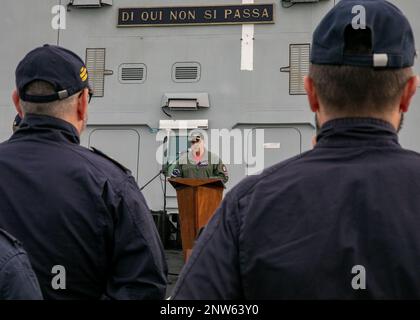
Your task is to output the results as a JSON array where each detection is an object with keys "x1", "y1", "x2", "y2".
[{"x1": 118, "y1": 4, "x2": 274, "y2": 27}]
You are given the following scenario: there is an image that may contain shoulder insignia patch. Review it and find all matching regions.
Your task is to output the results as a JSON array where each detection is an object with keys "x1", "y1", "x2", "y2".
[
  {"x1": 171, "y1": 168, "x2": 182, "y2": 178},
  {"x1": 90, "y1": 147, "x2": 131, "y2": 174}
]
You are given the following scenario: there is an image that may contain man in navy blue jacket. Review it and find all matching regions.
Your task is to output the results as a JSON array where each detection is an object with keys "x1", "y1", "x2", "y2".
[
  {"x1": 0, "y1": 45, "x2": 167, "y2": 299},
  {"x1": 172, "y1": 0, "x2": 420, "y2": 299}
]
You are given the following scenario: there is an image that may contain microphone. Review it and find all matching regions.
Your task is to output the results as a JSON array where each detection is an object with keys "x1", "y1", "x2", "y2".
[{"x1": 177, "y1": 148, "x2": 190, "y2": 155}]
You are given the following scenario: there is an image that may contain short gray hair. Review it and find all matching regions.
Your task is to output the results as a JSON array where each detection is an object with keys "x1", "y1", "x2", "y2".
[
  {"x1": 309, "y1": 65, "x2": 412, "y2": 116},
  {"x1": 20, "y1": 81, "x2": 78, "y2": 118}
]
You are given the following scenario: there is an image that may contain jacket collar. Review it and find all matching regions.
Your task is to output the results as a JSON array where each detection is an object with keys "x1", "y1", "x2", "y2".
[
  {"x1": 10, "y1": 114, "x2": 80, "y2": 145},
  {"x1": 316, "y1": 117, "x2": 400, "y2": 148}
]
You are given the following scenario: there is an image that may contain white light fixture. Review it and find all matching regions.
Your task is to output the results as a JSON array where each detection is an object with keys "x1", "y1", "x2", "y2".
[
  {"x1": 69, "y1": 0, "x2": 112, "y2": 8},
  {"x1": 161, "y1": 93, "x2": 210, "y2": 111}
]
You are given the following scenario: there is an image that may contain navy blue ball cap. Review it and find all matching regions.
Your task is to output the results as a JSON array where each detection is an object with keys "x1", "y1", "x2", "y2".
[
  {"x1": 311, "y1": 0, "x2": 416, "y2": 68},
  {"x1": 15, "y1": 44, "x2": 89, "y2": 103}
]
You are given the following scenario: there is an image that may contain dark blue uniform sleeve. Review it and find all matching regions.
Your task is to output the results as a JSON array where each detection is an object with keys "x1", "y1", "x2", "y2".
[
  {"x1": 0, "y1": 251, "x2": 43, "y2": 300},
  {"x1": 103, "y1": 177, "x2": 168, "y2": 300},
  {"x1": 171, "y1": 192, "x2": 243, "y2": 299}
]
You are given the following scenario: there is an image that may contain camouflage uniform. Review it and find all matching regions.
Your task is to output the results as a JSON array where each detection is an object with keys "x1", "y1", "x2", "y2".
[{"x1": 171, "y1": 150, "x2": 228, "y2": 184}]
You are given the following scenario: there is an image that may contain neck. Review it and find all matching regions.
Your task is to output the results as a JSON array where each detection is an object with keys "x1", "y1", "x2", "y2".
[
  {"x1": 317, "y1": 109, "x2": 402, "y2": 132},
  {"x1": 60, "y1": 114, "x2": 83, "y2": 135}
]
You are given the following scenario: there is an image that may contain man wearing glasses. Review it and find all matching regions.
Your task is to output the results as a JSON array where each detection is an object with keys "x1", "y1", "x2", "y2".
[{"x1": 0, "y1": 44, "x2": 167, "y2": 299}]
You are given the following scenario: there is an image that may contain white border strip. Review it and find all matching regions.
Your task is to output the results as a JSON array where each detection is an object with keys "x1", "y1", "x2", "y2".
[{"x1": 241, "y1": 0, "x2": 255, "y2": 71}]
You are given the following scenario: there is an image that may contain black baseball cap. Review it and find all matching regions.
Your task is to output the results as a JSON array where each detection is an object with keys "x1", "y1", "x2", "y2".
[
  {"x1": 15, "y1": 44, "x2": 90, "y2": 103},
  {"x1": 311, "y1": 0, "x2": 416, "y2": 68}
]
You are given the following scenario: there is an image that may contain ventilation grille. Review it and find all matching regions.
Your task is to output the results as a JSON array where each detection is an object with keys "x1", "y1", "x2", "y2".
[
  {"x1": 289, "y1": 44, "x2": 310, "y2": 95},
  {"x1": 175, "y1": 67, "x2": 198, "y2": 80},
  {"x1": 122, "y1": 68, "x2": 143, "y2": 81},
  {"x1": 172, "y1": 62, "x2": 201, "y2": 83},
  {"x1": 119, "y1": 64, "x2": 146, "y2": 84},
  {"x1": 86, "y1": 48, "x2": 105, "y2": 97}
]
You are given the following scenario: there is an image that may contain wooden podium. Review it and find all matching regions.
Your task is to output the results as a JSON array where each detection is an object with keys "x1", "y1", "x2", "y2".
[{"x1": 169, "y1": 178, "x2": 224, "y2": 260}]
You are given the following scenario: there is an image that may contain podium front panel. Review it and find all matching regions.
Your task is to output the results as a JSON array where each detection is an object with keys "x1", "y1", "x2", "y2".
[
  {"x1": 196, "y1": 186, "x2": 223, "y2": 229},
  {"x1": 175, "y1": 187, "x2": 197, "y2": 255}
]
